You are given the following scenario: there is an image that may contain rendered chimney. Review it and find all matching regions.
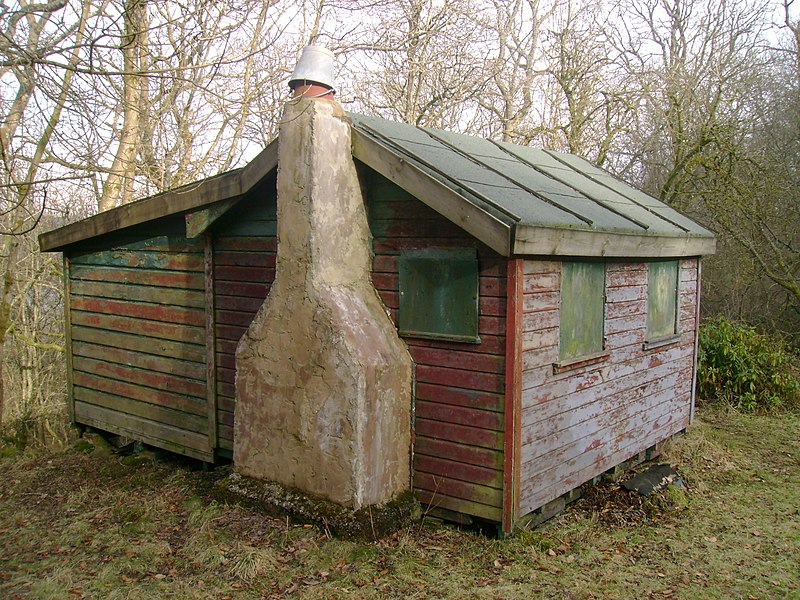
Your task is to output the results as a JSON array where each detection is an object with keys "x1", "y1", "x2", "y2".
[{"x1": 233, "y1": 52, "x2": 413, "y2": 509}]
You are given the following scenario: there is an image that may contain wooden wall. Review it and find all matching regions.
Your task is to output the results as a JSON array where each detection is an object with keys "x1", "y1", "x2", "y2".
[
  {"x1": 67, "y1": 218, "x2": 211, "y2": 460},
  {"x1": 519, "y1": 259, "x2": 699, "y2": 515},
  {"x1": 210, "y1": 186, "x2": 278, "y2": 454},
  {"x1": 366, "y1": 171, "x2": 507, "y2": 522}
]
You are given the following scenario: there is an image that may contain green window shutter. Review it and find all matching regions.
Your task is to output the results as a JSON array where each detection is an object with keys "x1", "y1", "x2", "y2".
[
  {"x1": 647, "y1": 260, "x2": 679, "y2": 340},
  {"x1": 560, "y1": 261, "x2": 605, "y2": 361},
  {"x1": 398, "y1": 248, "x2": 479, "y2": 343}
]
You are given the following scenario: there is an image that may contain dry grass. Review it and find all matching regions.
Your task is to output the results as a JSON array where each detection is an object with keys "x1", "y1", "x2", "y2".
[{"x1": 1, "y1": 408, "x2": 798, "y2": 599}]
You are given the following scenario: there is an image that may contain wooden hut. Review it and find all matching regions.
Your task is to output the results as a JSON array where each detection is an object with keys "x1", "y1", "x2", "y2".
[{"x1": 40, "y1": 113, "x2": 715, "y2": 533}]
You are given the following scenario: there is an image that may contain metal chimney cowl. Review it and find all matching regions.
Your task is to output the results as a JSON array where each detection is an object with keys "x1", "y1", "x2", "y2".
[{"x1": 289, "y1": 45, "x2": 336, "y2": 93}]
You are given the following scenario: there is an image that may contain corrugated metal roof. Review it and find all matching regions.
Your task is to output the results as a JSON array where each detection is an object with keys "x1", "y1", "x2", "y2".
[{"x1": 349, "y1": 113, "x2": 713, "y2": 240}]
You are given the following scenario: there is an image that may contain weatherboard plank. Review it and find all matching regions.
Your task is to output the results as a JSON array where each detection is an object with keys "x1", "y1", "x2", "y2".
[
  {"x1": 71, "y1": 326, "x2": 205, "y2": 363},
  {"x1": 70, "y1": 279, "x2": 205, "y2": 308}
]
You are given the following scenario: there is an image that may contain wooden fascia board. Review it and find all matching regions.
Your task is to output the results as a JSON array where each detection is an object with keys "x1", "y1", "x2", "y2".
[
  {"x1": 513, "y1": 225, "x2": 717, "y2": 258},
  {"x1": 351, "y1": 128, "x2": 513, "y2": 256},
  {"x1": 185, "y1": 197, "x2": 243, "y2": 239},
  {"x1": 39, "y1": 139, "x2": 279, "y2": 252}
]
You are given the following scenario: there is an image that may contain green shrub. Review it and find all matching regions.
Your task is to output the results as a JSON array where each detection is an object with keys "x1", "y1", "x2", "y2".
[{"x1": 697, "y1": 317, "x2": 800, "y2": 413}]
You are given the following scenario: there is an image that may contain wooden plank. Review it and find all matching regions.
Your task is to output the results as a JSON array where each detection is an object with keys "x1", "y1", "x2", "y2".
[
  {"x1": 217, "y1": 219, "x2": 277, "y2": 237},
  {"x1": 214, "y1": 251, "x2": 275, "y2": 268},
  {"x1": 216, "y1": 409, "x2": 234, "y2": 427},
  {"x1": 74, "y1": 401, "x2": 212, "y2": 457},
  {"x1": 409, "y1": 346, "x2": 505, "y2": 374},
  {"x1": 414, "y1": 382, "x2": 503, "y2": 412},
  {"x1": 64, "y1": 256, "x2": 75, "y2": 424},
  {"x1": 216, "y1": 352, "x2": 235, "y2": 371},
  {"x1": 690, "y1": 258, "x2": 702, "y2": 423},
  {"x1": 215, "y1": 309, "x2": 259, "y2": 327},
  {"x1": 415, "y1": 454, "x2": 503, "y2": 489},
  {"x1": 70, "y1": 279, "x2": 205, "y2": 308},
  {"x1": 215, "y1": 281, "x2": 269, "y2": 298},
  {"x1": 521, "y1": 372, "x2": 688, "y2": 465},
  {"x1": 352, "y1": 129, "x2": 512, "y2": 256},
  {"x1": 215, "y1": 324, "x2": 247, "y2": 342},
  {"x1": 70, "y1": 250, "x2": 204, "y2": 272},
  {"x1": 239, "y1": 139, "x2": 278, "y2": 191},
  {"x1": 73, "y1": 356, "x2": 206, "y2": 400},
  {"x1": 216, "y1": 338, "x2": 238, "y2": 356},
  {"x1": 371, "y1": 218, "x2": 470, "y2": 239},
  {"x1": 205, "y1": 234, "x2": 218, "y2": 452},
  {"x1": 480, "y1": 277, "x2": 506, "y2": 298},
  {"x1": 415, "y1": 400, "x2": 504, "y2": 431},
  {"x1": 217, "y1": 366, "x2": 235, "y2": 385},
  {"x1": 70, "y1": 264, "x2": 204, "y2": 290},
  {"x1": 215, "y1": 295, "x2": 265, "y2": 313},
  {"x1": 521, "y1": 345, "x2": 692, "y2": 417},
  {"x1": 414, "y1": 436, "x2": 504, "y2": 470},
  {"x1": 213, "y1": 237, "x2": 276, "y2": 252},
  {"x1": 73, "y1": 371, "x2": 206, "y2": 416},
  {"x1": 407, "y1": 334, "x2": 506, "y2": 356},
  {"x1": 72, "y1": 341, "x2": 205, "y2": 380},
  {"x1": 71, "y1": 297, "x2": 204, "y2": 327},
  {"x1": 75, "y1": 386, "x2": 207, "y2": 433},
  {"x1": 520, "y1": 404, "x2": 689, "y2": 514},
  {"x1": 214, "y1": 265, "x2": 275, "y2": 281},
  {"x1": 185, "y1": 197, "x2": 242, "y2": 238},
  {"x1": 217, "y1": 380, "x2": 235, "y2": 398},
  {"x1": 76, "y1": 234, "x2": 203, "y2": 254},
  {"x1": 39, "y1": 169, "x2": 243, "y2": 252},
  {"x1": 415, "y1": 488, "x2": 502, "y2": 522},
  {"x1": 503, "y1": 258, "x2": 523, "y2": 534},
  {"x1": 414, "y1": 472, "x2": 503, "y2": 507},
  {"x1": 71, "y1": 311, "x2": 205, "y2": 345},
  {"x1": 415, "y1": 364, "x2": 504, "y2": 393},
  {"x1": 513, "y1": 224, "x2": 716, "y2": 258},
  {"x1": 218, "y1": 396, "x2": 235, "y2": 413},
  {"x1": 218, "y1": 423, "x2": 233, "y2": 443},
  {"x1": 72, "y1": 325, "x2": 205, "y2": 363},
  {"x1": 415, "y1": 418, "x2": 503, "y2": 450}
]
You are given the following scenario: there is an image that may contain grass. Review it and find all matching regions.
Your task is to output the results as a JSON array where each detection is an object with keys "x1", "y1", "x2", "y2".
[{"x1": 0, "y1": 408, "x2": 798, "y2": 599}]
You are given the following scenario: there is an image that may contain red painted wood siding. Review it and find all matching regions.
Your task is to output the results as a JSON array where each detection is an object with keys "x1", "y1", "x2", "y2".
[
  {"x1": 519, "y1": 259, "x2": 699, "y2": 515},
  {"x1": 367, "y1": 172, "x2": 506, "y2": 522},
  {"x1": 67, "y1": 219, "x2": 211, "y2": 460},
  {"x1": 211, "y1": 194, "x2": 277, "y2": 450}
]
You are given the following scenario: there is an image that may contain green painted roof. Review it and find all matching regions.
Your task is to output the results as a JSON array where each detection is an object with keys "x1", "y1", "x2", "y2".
[
  {"x1": 40, "y1": 104, "x2": 715, "y2": 257},
  {"x1": 349, "y1": 113, "x2": 713, "y2": 244}
]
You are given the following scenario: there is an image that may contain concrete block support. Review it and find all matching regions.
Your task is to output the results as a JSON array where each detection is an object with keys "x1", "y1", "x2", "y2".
[{"x1": 234, "y1": 98, "x2": 413, "y2": 511}]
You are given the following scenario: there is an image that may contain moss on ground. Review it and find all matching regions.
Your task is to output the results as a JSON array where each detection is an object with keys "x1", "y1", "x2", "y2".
[{"x1": 0, "y1": 408, "x2": 798, "y2": 599}]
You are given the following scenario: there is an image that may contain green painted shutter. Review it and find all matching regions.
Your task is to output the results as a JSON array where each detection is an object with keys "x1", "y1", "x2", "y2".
[
  {"x1": 560, "y1": 261, "x2": 605, "y2": 360},
  {"x1": 647, "y1": 260, "x2": 679, "y2": 340},
  {"x1": 398, "y1": 248, "x2": 479, "y2": 343}
]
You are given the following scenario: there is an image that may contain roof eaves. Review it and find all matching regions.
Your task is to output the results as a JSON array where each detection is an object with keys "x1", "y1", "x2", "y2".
[
  {"x1": 350, "y1": 125, "x2": 514, "y2": 256},
  {"x1": 39, "y1": 141, "x2": 279, "y2": 252},
  {"x1": 513, "y1": 224, "x2": 717, "y2": 258}
]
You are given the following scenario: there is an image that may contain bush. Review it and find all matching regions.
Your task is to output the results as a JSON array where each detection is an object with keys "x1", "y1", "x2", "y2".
[{"x1": 697, "y1": 317, "x2": 800, "y2": 413}]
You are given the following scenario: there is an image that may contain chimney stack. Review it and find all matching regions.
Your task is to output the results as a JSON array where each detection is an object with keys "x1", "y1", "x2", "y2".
[{"x1": 233, "y1": 48, "x2": 413, "y2": 513}]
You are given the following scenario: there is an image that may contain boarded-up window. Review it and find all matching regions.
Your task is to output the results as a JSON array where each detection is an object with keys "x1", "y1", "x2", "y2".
[
  {"x1": 560, "y1": 261, "x2": 605, "y2": 360},
  {"x1": 647, "y1": 260, "x2": 679, "y2": 340},
  {"x1": 398, "y1": 248, "x2": 479, "y2": 343}
]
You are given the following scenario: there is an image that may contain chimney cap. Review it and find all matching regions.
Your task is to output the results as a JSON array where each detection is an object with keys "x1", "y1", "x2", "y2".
[{"x1": 289, "y1": 45, "x2": 336, "y2": 93}]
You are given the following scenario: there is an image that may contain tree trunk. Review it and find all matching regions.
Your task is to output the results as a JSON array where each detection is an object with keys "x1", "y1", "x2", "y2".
[{"x1": 99, "y1": 0, "x2": 149, "y2": 211}]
